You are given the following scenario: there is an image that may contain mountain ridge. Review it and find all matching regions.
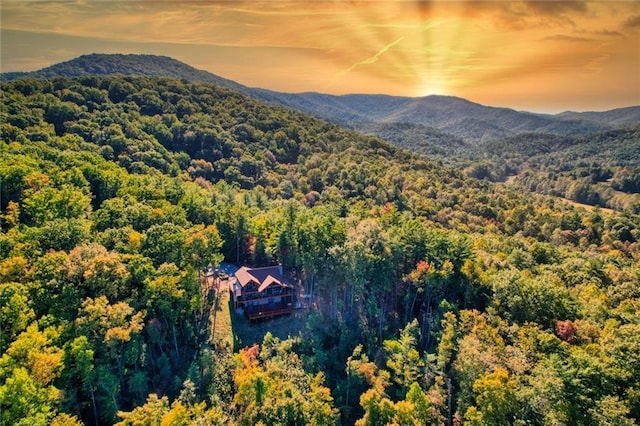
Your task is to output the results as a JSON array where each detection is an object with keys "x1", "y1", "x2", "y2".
[
  {"x1": 4, "y1": 53, "x2": 639, "y2": 145},
  {"x1": 1, "y1": 53, "x2": 248, "y2": 93}
]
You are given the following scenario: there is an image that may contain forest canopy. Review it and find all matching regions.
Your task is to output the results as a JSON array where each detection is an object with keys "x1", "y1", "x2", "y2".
[{"x1": 1, "y1": 76, "x2": 639, "y2": 425}]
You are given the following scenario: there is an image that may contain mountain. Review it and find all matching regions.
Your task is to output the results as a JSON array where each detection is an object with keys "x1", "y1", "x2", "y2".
[
  {"x1": 256, "y1": 91, "x2": 617, "y2": 143},
  {"x1": 4, "y1": 53, "x2": 639, "y2": 147},
  {"x1": 1, "y1": 53, "x2": 248, "y2": 93},
  {"x1": 480, "y1": 126, "x2": 640, "y2": 161},
  {"x1": 555, "y1": 106, "x2": 640, "y2": 127}
]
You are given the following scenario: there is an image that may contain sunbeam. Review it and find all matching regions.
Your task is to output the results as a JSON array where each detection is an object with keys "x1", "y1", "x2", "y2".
[{"x1": 1, "y1": 0, "x2": 638, "y2": 110}]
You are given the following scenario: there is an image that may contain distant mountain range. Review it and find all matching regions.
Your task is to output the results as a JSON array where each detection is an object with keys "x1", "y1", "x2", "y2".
[
  {"x1": 4, "y1": 53, "x2": 639, "y2": 147},
  {"x1": 253, "y1": 91, "x2": 639, "y2": 143}
]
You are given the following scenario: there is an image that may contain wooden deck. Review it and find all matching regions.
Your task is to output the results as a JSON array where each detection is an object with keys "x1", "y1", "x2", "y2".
[{"x1": 245, "y1": 301, "x2": 294, "y2": 320}]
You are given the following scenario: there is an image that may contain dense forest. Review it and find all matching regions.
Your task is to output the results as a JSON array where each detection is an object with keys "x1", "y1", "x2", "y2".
[
  {"x1": 1, "y1": 75, "x2": 639, "y2": 425},
  {"x1": 5, "y1": 54, "x2": 639, "y2": 214}
]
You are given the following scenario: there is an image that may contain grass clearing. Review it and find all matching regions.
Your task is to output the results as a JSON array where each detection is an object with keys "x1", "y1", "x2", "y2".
[{"x1": 209, "y1": 277, "x2": 235, "y2": 349}]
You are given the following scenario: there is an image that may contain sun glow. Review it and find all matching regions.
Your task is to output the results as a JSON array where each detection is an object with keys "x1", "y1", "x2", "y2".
[
  {"x1": 1, "y1": 1, "x2": 638, "y2": 110},
  {"x1": 417, "y1": 76, "x2": 448, "y2": 96}
]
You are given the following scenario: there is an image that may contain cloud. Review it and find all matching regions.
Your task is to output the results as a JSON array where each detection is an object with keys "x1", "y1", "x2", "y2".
[
  {"x1": 623, "y1": 15, "x2": 640, "y2": 29},
  {"x1": 592, "y1": 29, "x2": 624, "y2": 38},
  {"x1": 458, "y1": 1, "x2": 586, "y2": 31},
  {"x1": 542, "y1": 34, "x2": 593, "y2": 42},
  {"x1": 523, "y1": 1, "x2": 588, "y2": 16},
  {"x1": 344, "y1": 37, "x2": 405, "y2": 73}
]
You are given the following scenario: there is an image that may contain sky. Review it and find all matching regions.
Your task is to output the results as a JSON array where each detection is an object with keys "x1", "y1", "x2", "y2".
[{"x1": 1, "y1": 1, "x2": 639, "y2": 113}]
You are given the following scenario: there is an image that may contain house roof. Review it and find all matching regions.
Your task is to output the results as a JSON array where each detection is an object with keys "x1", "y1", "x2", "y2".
[
  {"x1": 234, "y1": 266, "x2": 293, "y2": 293},
  {"x1": 229, "y1": 277, "x2": 242, "y2": 300}
]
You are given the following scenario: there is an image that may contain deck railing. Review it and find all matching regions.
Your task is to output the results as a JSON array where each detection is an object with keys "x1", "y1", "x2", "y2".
[{"x1": 245, "y1": 302, "x2": 294, "y2": 320}]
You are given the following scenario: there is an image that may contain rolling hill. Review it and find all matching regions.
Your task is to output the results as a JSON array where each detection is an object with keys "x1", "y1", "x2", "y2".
[
  {"x1": 555, "y1": 106, "x2": 640, "y2": 127},
  {"x1": 258, "y1": 90, "x2": 613, "y2": 142},
  {"x1": 5, "y1": 53, "x2": 638, "y2": 148}
]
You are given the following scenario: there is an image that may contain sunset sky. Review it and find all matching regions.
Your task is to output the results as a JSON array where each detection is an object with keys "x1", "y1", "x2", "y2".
[{"x1": 1, "y1": 1, "x2": 639, "y2": 112}]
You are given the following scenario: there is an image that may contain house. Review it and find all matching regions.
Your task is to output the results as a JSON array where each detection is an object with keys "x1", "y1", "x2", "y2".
[{"x1": 230, "y1": 265, "x2": 294, "y2": 320}]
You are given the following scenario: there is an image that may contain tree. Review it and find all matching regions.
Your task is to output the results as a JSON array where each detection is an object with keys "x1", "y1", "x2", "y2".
[
  {"x1": 491, "y1": 269, "x2": 577, "y2": 329},
  {"x1": 184, "y1": 224, "x2": 224, "y2": 270},
  {"x1": 518, "y1": 355, "x2": 570, "y2": 425},
  {"x1": 44, "y1": 102, "x2": 80, "y2": 135},
  {"x1": 22, "y1": 185, "x2": 91, "y2": 226},
  {"x1": 355, "y1": 388, "x2": 395, "y2": 426},
  {"x1": 74, "y1": 296, "x2": 145, "y2": 422},
  {"x1": 0, "y1": 283, "x2": 35, "y2": 352},
  {"x1": 0, "y1": 367, "x2": 60, "y2": 425},
  {"x1": 383, "y1": 320, "x2": 424, "y2": 398},
  {"x1": 296, "y1": 207, "x2": 346, "y2": 311},
  {"x1": 466, "y1": 368, "x2": 517, "y2": 425},
  {"x1": 141, "y1": 223, "x2": 186, "y2": 267},
  {"x1": 232, "y1": 336, "x2": 338, "y2": 426},
  {"x1": 144, "y1": 263, "x2": 199, "y2": 364},
  {"x1": 115, "y1": 393, "x2": 169, "y2": 425},
  {"x1": 0, "y1": 324, "x2": 64, "y2": 425},
  {"x1": 405, "y1": 381, "x2": 442, "y2": 425},
  {"x1": 588, "y1": 396, "x2": 635, "y2": 426},
  {"x1": 452, "y1": 310, "x2": 506, "y2": 414},
  {"x1": 403, "y1": 260, "x2": 452, "y2": 348},
  {"x1": 61, "y1": 335, "x2": 98, "y2": 424},
  {"x1": 337, "y1": 218, "x2": 395, "y2": 344},
  {"x1": 107, "y1": 79, "x2": 135, "y2": 103}
]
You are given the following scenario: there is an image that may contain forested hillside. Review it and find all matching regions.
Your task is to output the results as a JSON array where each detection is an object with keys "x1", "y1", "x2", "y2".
[
  {"x1": 1, "y1": 76, "x2": 639, "y2": 425},
  {"x1": 458, "y1": 128, "x2": 640, "y2": 212},
  {"x1": 1, "y1": 54, "x2": 247, "y2": 94},
  {"x1": 8, "y1": 54, "x2": 639, "y2": 145}
]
